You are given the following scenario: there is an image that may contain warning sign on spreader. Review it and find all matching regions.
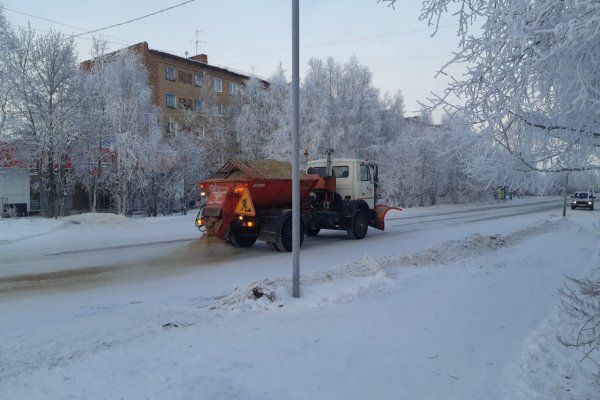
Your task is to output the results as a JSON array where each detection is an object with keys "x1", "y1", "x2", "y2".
[{"x1": 234, "y1": 188, "x2": 256, "y2": 216}]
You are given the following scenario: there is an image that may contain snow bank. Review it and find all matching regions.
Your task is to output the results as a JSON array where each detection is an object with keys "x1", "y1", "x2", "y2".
[
  {"x1": 0, "y1": 213, "x2": 127, "y2": 245},
  {"x1": 215, "y1": 218, "x2": 563, "y2": 314},
  {"x1": 63, "y1": 212, "x2": 129, "y2": 225},
  {"x1": 217, "y1": 255, "x2": 394, "y2": 313},
  {"x1": 0, "y1": 213, "x2": 199, "y2": 264},
  {"x1": 379, "y1": 218, "x2": 559, "y2": 267},
  {"x1": 504, "y1": 307, "x2": 598, "y2": 399}
]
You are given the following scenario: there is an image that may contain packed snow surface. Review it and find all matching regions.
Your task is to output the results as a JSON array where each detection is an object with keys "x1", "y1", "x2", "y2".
[{"x1": 0, "y1": 198, "x2": 598, "y2": 399}]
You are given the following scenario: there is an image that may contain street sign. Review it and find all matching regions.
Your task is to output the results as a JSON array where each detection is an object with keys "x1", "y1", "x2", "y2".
[{"x1": 234, "y1": 188, "x2": 256, "y2": 216}]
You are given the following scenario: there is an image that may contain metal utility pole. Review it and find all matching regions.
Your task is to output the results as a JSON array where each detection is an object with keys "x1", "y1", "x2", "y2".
[
  {"x1": 292, "y1": 0, "x2": 300, "y2": 298},
  {"x1": 562, "y1": 171, "x2": 569, "y2": 217}
]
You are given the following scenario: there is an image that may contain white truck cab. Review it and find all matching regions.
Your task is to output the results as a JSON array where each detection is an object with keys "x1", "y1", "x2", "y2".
[{"x1": 306, "y1": 158, "x2": 378, "y2": 209}]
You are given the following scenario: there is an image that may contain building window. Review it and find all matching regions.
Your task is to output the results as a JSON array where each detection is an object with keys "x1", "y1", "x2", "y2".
[
  {"x1": 166, "y1": 66, "x2": 176, "y2": 81},
  {"x1": 166, "y1": 93, "x2": 177, "y2": 108},
  {"x1": 194, "y1": 99, "x2": 203, "y2": 112},
  {"x1": 229, "y1": 82, "x2": 238, "y2": 95},
  {"x1": 194, "y1": 73, "x2": 204, "y2": 87},
  {"x1": 213, "y1": 78, "x2": 222, "y2": 93}
]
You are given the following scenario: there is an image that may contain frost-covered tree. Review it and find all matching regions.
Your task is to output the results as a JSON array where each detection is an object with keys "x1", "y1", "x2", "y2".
[
  {"x1": 235, "y1": 77, "x2": 270, "y2": 159},
  {"x1": 300, "y1": 58, "x2": 337, "y2": 158},
  {"x1": 234, "y1": 56, "x2": 500, "y2": 206},
  {"x1": 234, "y1": 66, "x2": 290, "y2": 161},
  {"x1": 379, "y1": 91, "x2": 406, "y2": 145},
  {"x1": 74, "y1": 39, "x2": 115, "y2": 212},
  {"x1": 169, "y1": 121, "x2": 206, "y2": 211},
  {"x1": 0, "y1": 5, "x2": 11, "y2": 138},
  {"x1": 185, "y1": 79, "x2": 239, "y2": 172},
  {"x1": 5, "y1": 25, "x2": 80, "y2": 217},
  {"x1": 559, "y1": 276, "x2": 600, "y2": 385},
  {"x1": 380, "y1": 0, "x2": 600, "y2": 173},
  {"x1": 79, "y1": 44, "x2": 161, "y2": 215},
  {"x1": 337, "y1": 57, "x2": 382, "y2": 158},
  {"x1": 300, "y1": 57, "x2": 382, "y2": 160},
  {"x1": 378, "y1": 110, "x2": 491, "y2": 206},
  {"x1": 263, "y1": 65, "x2": 293, "y2": 160}
]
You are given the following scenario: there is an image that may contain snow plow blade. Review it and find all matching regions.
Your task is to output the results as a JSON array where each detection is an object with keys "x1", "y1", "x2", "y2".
[{"x1": 371, "y1": 205, "x2": 401, "y2": 230}]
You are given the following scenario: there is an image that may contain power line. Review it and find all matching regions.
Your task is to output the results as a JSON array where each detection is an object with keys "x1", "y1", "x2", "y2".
[
  {"x1": 302, "y1": 24, "x2": 458, "y2": 49},
  {"x1": 5, "y1": 8, "x2": 83, "y2": 31},
  {"x1": 5, "y1": 8, "x2": 133, "y2": 48},
  {"x1": 213, "y1": 24, "x2": 458, "y2": 61},
  {"x1": 71, "y1": 0, "x2": 198, "y2": 38},
  {"x1": 12, "y1": 24, "x2": 132, "y2": 49}
]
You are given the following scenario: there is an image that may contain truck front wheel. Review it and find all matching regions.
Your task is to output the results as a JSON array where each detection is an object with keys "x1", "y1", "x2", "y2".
[{"x1": 347, "y1": 210, "x2": 368, "y2": 239}]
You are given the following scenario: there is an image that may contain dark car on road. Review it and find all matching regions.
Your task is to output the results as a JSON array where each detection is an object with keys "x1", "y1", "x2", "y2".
[{"x1": 571, "y1": 192, "x2": 595, "y2": 210}]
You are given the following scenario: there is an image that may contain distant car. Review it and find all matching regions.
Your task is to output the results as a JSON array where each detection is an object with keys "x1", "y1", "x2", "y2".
[{"x1": 571, "y1": 192, "x2": 595, "y2": 210}]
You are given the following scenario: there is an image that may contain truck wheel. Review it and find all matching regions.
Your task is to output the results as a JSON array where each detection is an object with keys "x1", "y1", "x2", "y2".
[
  {"x1": 275, "y1": 212, "x2": 304, "y2": 252},
  {"x1": 347, "y1": 210, "x2": 368, "y2": 240},
  {"x1": 228, "y1": 228, "x2": 258, "y2": 248},
  {"x1": 306, "y1": 227, "x2": 320, "y2": 237}
]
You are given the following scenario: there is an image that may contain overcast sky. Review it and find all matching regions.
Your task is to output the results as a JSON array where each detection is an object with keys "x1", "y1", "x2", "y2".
[{"x1": 2, "y1": 0, "x2": 466, "y2": 118}]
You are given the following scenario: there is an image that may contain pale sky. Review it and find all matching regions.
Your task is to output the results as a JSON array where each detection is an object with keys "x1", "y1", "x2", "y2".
[{"x1": 2, "y1": 0, "x2": 466, "y2": 118}]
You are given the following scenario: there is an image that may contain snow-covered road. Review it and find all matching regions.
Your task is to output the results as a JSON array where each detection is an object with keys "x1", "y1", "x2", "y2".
[
  {"x1": 0, "y1": 197, "x2": 598, "y2": 399},
  {"x1": 0, "y1": 197, "x2": 560, "y2": 292}
]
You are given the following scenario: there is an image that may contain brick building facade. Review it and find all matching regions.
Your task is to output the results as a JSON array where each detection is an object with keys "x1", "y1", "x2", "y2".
[{"x1": 83, "y1": 41, "x2": 267, "y2": 132}]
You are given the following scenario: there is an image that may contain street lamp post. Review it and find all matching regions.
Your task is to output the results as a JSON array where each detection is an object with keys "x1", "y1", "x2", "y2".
[{"x1": 291, "y1": 0, "x2": 300, "y2": 298}]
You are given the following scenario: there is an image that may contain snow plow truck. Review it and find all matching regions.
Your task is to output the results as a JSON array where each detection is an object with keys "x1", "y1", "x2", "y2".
[{"x1": 195, "y1": 156, "x2": 399, "y2": 252}]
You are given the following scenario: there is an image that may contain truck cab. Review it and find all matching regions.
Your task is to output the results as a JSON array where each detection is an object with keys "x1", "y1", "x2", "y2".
[{"x1": 306, "y1": 158, "x2": 378, "y2": 209}]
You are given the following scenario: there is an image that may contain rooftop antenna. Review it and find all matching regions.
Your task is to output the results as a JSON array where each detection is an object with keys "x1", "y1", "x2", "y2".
[{"x1": 195, "y1": 29, "x2": 206, "y2": 54}]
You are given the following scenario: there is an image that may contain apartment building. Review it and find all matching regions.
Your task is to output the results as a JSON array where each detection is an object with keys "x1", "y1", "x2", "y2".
[{"x1": 84, "y1": 42, "x2": 266, "y2": 131}]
